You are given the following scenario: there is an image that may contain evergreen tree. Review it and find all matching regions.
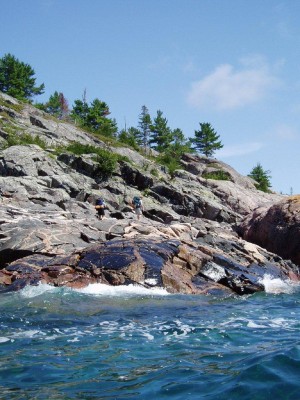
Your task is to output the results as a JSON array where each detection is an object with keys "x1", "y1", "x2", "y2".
[
  {"x1": 137, "y1": 105, "x2": 152, "y2": 149},
  {"x1": 157, "y1": 128, "x2": 194, "y2": 175},
  {"x1": 98, "y1": 117, "x2": 118, "y2": 138},
  {"x1": 0, "y1": 53, "x2": 44, "y2": 101},
  {"x1": 46, "y1": 91, "x2": 61, "y2": 116},
  {"x1": 41, "y1": 91, "x2": 69, "y2": 118},
  {"x1": 118, "y1": 127, "x2": 139, "y2": 149},
  {"x1": 248, "y1": 163, "x2": 272, "y2": 192},
  {"x1": 169, "y1": 128, "x2": 194, "y2": 156},
  {"x1": 190, "y1": 122, "x2": 223, "y2": 157},
  {"x1": 86, "y1": 98, "x2": 110, "y2": 131},
  {"x1": 71, "y1": 98, "x2": 117, "y2": 137},
  {"x1": 70, "y1": 99, "x2": 89, "y2": 125},
  {"x1": 149, "y1": 110, "x2": 172, "y2": 152}
]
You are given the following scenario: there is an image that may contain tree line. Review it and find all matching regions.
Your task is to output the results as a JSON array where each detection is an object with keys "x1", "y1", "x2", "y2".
[{"x1": 0, "y1": 53, "x2": 272, "y2": 192}]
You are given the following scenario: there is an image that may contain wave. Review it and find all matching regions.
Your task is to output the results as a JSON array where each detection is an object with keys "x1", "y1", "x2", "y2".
[
  {"x1": 16, "y1": 273, "x2": 300, "y2": 299},
  {"x1": 75, "y1": 283, "x2": 170, "y2": 296},
  {"x1": 18, "y1": 282, "x2": 170, "y2": 298},
  {"x1": 259, "y1": 274, "x2": 300, "y2": 294},
  {"x1": 19, "y1": 283, "x2": 58, "y2": 298}
]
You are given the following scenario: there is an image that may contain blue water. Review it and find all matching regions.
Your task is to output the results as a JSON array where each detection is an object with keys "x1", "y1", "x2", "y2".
[{"x1": 1, "y1": 279, "x2": 300, "y2": 400}]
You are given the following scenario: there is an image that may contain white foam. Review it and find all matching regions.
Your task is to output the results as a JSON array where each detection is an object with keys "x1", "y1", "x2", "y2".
[
  {"x1": 0, "y1": 337, "x2": 10, "y2": 343},
  {"x1": 67, "y1": 337, "x2": 80, "y2": 342},
  {"x1": 12, "y1": 329, "x2": 45, "y2": 339},
  {"x1": 203, "y1": 262, "x2": 226, "y2": 282},
  {"x1": 144, "y1": 278, "x2": 158, "y2": 286},
  {"x1": 17, "y1": 282, "x2": 169, "y2": 298},
  {"x1": 75, "y1": 283, "x2": 169, "y2": 296},
  {"x1": 247, "y1": 321, "x2": 268, "y2": 328},
  {"x1": 259, "y1": 274, "x2": 299, "y2": 294},
  {"x1": 20, "y1": 283, "x2": 57, "y2": 298},
  {"x1": 142, "y1": 332, "x2": 154, "y2": 341}
]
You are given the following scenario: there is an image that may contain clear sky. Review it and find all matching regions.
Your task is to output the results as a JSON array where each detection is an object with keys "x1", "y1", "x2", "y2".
[{"x1": 1, "y1": 0, "x2": 299, "y2": 194}]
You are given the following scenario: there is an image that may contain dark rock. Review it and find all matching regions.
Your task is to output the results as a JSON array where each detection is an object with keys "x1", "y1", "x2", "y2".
[
  {"x1": 120, "y1": 162, "x2": 154, "y2": 189},
  {"x1": 30, "y1": 116, "x2": 48, "y2": 130}
]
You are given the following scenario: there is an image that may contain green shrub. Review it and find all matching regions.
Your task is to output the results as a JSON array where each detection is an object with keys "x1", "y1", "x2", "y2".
[
  {"x1": 0, "y1": 97, "x2": 24, "y2": 113},
  {"x1": 116, "y1": 154, "x2": 130, "y2": 163},
  {"x1": 95, "y1": 150, "x2": 118, "y2": 178},
  {"x1": 202, "y1": 170, "x2": 231, "y2": 181},
  {"x1": 150, "y1": 168, "x2": 159, "y2": 177},
  {"x1": 5, "y1": 132, "x2": 47, "y2": 149},
  {"x1": 156, "y1": 152, "x2": 181, "y2": 178},
  {"x1": 64, "y1": 142, "x2": 97, "y2": 155},
  {"x1": 59, "y1": 141, "x2": 118, "y2": 178}
]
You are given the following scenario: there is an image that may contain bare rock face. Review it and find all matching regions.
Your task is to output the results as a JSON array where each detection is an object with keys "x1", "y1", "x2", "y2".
[
  {"x1": 239, "y1": 195, "x2": 300, "y2": 266},
  {"x1": 0, "y1": 91, "x2": 299, "y2": 295}
]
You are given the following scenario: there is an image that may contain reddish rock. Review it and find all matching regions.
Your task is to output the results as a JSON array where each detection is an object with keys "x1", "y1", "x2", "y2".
[
  {"x1": 0, "y1": 270, "x2": 12, "y2": 285},
  {"x1": 239, "y1": 195, "x2": 300, "y2": 266}
]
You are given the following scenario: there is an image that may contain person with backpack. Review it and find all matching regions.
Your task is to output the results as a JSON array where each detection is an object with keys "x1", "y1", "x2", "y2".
[
  {"x1": 95, "y1": 197, "x2": 106, "y2": 220},
  {"x1": 131, "y1": 195, "x2": 144, "y2": 220}
]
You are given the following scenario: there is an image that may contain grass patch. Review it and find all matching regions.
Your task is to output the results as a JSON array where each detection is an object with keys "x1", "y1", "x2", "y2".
[
  {"x1": 150, "y1": 168, "x2": 159, "y2": 177},
  {"x1": 5, "y1": 132, "x2": 47, "y2": 149},
  {"x1": 0, "y1": 97, "x2": 24, "y2": 113},
  {"x1": 56, "y1": 141, "x2": 120, "y2": 178}
]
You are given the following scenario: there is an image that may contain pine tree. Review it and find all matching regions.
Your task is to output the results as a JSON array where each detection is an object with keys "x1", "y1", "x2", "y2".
[
  {"x1": 46, "y1": 91, "x2": 61, "y2": 116},
  {"x1": 149, "y1": 110, "x2": 172, "y2": 152},
  {"x1": 169, "y1": 128, "x2": 193, "y2": 156},
  {"x1": 41, "y1": 91, "x2": 69, "y2": 118},
  {"x1": 71, "y1": 98, "x2": 117, "y2": 137},
  {"x1": 190, "y1": 122, "x2": 223, "y2": 157},
  {"x1": 118, "y1": 127, "x2": 139, "y2": 149},
  {"x1": 86, "y1": 98, "x2": 110, "y2": 131},
  {"x1": 98, "y1": 117, "x2": 118, "y2": 138},
  {"x1": 0, "y1": 53, "x2": 44, "y2": 101},
  {"x1": 71, "y1": 99, "x2": 90, "y2": 125},
  {"x1": 137, "y1": 105, "x2": 152, "y2": 150},
  {"x1": 248, "y1": 163, "x2": 272, "y2": 192}
]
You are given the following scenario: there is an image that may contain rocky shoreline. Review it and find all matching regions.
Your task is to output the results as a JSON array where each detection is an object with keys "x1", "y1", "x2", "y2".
[{"x1": 0, "y1": 91, "x2": 299, "y2": 295}]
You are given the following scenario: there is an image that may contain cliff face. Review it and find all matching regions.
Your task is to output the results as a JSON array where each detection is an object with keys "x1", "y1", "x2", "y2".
[
  {"x1": 239, "y1": 195, "x2": 300, "y2": 266},
  {"x1": 0, "y1": 92, "x2": 298, "y2": 295}
]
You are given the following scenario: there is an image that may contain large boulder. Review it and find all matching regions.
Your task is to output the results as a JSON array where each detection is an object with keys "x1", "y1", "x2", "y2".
[{"x1": 238, "y1": 195, "x2": 300, "y2": 266}]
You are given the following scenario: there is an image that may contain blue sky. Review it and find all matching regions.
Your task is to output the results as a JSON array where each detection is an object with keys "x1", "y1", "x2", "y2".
[{"x1": 1, "y1": 0, "x2": 299, "y2": 194}]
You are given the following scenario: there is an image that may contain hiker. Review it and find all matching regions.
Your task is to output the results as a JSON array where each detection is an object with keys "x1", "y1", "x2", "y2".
[
  {"x1": 95, "y1": 197, "x2": 106, "y2": 220},
  {"x1": 131, "y1": 196, "x2": 144, "y2": 220}
]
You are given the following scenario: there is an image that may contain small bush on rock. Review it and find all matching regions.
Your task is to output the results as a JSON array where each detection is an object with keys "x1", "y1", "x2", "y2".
[
  {"x1": 61, "y1": 142, "x2": 118, "y2": 178},
  {"x1": 5, "y1": 132, "x2": 47, "y2": 149},
  {"x1": 202, "y1": 170, "x2": 231, "y2": 181}
]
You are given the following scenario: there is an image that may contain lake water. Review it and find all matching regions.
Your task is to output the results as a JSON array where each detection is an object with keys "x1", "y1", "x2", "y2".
[{"x1": 1, "y1": 276, "x2": 300, "y2": 399}]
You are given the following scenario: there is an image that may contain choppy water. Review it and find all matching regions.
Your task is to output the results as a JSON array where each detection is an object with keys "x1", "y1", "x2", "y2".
[{"x1": 1, "y1": 276, "x2": 300, "y2": 400}]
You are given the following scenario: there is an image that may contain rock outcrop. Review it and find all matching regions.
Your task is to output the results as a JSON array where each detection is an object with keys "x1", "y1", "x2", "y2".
[
  {"x1": 239, "y1": 195, "x2": 300, "y2": 266},
  {"x1": 1, "y1": 229, "x2": 298, "y2": 295},
  {"x1": 0, "y1": 91, "x2": 299, "y2": 295}
]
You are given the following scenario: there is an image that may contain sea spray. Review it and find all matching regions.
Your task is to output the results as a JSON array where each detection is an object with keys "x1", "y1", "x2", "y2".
[
  {"x1": 75, "y1": 282, "x2": 170, "y2": 296},
  {"x1": 259, "y1": 273, "x2": 299, "y2": 294}
]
